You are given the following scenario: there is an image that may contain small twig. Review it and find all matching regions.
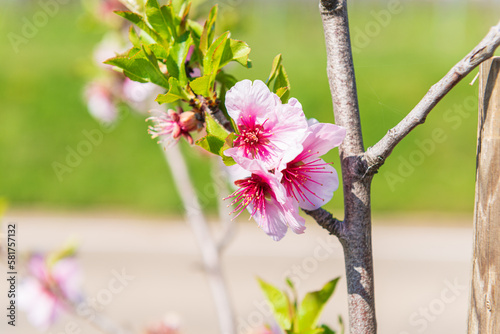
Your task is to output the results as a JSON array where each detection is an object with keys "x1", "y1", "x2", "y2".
[
  {"x1": 161, "y1": 143, "x2": 236, "y2": 334},
  {"x1": 195, "y1": 95, "x2": 234, "y2": 132},
  {"x1": 212, "y1": 158, "x2": 236, "y2": 255},
  {"x1": 302, "y1": 208, "x2": 345, "y2": 240},
  {"x1": 365, "y1": 21, "x2": 500, "y2": 171}
]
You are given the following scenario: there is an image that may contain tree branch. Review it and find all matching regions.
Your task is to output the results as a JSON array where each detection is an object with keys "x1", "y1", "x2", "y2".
[
  {"x1": 302, "y1": 208, "x2": 345, "y2": 240},
  {"x1": 319, "y1": 1, "x2": 377, "y2": 333},
  {"x1": 161, "y1": 143, "x2": 235, "y2": 334},
  {"x1": 195, "y1": 95, "x2": 234, "y2": 132},
  {"x1": 365, "y1": 21, "x2": 500, "y2": 172}
]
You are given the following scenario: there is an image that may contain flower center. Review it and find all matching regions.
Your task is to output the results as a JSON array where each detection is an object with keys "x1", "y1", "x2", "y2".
[
  {"x1": 281, "y1": 153, "x2": 334, "y2": 205},
  {"x1": 225, "y1": 174, "x2": 272, "y2": 219},
  {"x1": 234, "y1": 121, "x2": 272, "y2": 158}
]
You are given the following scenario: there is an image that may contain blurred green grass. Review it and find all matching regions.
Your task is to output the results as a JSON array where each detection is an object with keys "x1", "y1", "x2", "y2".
[{"x1": 1, "y1": 1, "x2": 498, "y2": 217}]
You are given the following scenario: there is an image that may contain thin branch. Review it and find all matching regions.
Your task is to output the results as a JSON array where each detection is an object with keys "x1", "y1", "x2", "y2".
[
  {"x1": 195, "y1": 95, "x2": 234, "y2": 132},
  {"x1": 161, "y1": 144, "x2": 236, "y2": 334},
  {"x1": 365, "y1": 21, "x2": 500, "y2": 172},
  {"x1": 302, "y1": 208, "x2": 345, "y2": 240},
  {"x1": 212, "y1": 158, "x2": 237, "y2": 255}
]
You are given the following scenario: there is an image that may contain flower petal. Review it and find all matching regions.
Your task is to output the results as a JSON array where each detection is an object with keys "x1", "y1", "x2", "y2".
[
  {"x1": 225, "y1": 80, "x2": 279, "y2": 121},
  {"x1": 299, "y1": 123, "x2": 346, "y2": 159},
  {"x1": 296, "y1": 162, "x2": 339, "y2": 210},
  {"x1": 251, "y1": 198, "x2": 289, "y2": 241}
]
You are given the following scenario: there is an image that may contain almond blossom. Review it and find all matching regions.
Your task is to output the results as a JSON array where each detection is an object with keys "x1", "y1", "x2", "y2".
[
  {"x1": 19, "y1": 255, "x2": 82, "y2": 330},
  {"x1": 280, "y1": 122, "x2": 346, "y2": 210},
  {"x1": 147, "y1": 109, "x2": 201, "y2": 145},
  {"x1": 224, "y1": 80, "x2": 309, "y2": 170},
  {"x1": 225, "y1": 159, "x2": 305, "y2": 241}
]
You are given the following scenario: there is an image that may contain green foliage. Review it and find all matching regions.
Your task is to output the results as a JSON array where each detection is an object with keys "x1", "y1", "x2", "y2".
[
  {"x1": 266, "y1": 54, "x2": 290, "y2": 102},
  {"x1": 107, "y1": 0, "x2": 253, "y2": 162},
  {"x1": 258, "y1": 277, "x2": 342, "y2": 334},
  {"x1": 297, "y1": 278, "x2": 340, "y2": 332},
  {"x1": 195, "y1": 113, "x2": 229, "y2": 156},
  {"x1": 258, "y1": 278, "x2": 294, "y2": 330},
  {"x1": 104, "y1": 47, "x2": 170, "y2": 88},
  {"x1": 155, "y1": 77, "x2": 194, "y2": 103},
  {"x1": 109, "y1": 0, "x2": 251, "y2": 100}
]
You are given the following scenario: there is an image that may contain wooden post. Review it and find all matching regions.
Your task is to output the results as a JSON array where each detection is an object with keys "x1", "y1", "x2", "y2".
[{"x1": 468, "y1": 56, "x2": 500, "y2": 333}]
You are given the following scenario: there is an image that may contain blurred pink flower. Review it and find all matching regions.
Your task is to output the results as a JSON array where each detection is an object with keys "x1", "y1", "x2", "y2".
[
  {"x1": 224, "y1": 80, "x2": 308, "y2": 170},
  {"x1": 225, "y1": 159, "x2": 305, "y2": 241},
  {"x1": 144, "y1": 313, "x2": 181, "y2": 334},
  {"x1": 122, "y1": 78, "x2": 158, "y2": 108},
  {"x1": 85, "y1": 81, "x2": 118, "y2": 124},
  {"x1": 19, "y1": 255, "x2": 82, "y2": 331},
  {"x1": 148, "y1": 109, "x2": 201, "y2": 145}
]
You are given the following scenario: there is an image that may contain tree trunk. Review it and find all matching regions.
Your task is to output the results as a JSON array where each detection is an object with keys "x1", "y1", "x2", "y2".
[
  {"x1": 468, "y1": 57, "x2": 500, "y2": 333},
  {"x1": 319, "y1": 0, "x2": 377, "y2": 332}
]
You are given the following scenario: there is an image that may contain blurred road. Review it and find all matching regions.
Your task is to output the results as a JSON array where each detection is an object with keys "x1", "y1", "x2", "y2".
[{"x1": 0, "y1": 212, "x2": 473, "y2": 334}]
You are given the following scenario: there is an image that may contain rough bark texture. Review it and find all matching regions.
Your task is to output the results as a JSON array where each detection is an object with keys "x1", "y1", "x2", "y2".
[
  {"x1": 468, "y1": 57, "x2": 500, "y2": 333},
  {"x1": 318, "y1": 0, "x2": 377, "y2": 333}
]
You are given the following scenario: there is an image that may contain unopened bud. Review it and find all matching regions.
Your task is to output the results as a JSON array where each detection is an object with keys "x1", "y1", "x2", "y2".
[{"x1": 179, "y1": 111, "x2": 199, "y2": 132}]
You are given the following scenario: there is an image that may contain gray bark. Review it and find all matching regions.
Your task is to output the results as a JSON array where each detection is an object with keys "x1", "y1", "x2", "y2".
[{"x1": 307, "y1": 2, "x2": 500, "y2": 334}]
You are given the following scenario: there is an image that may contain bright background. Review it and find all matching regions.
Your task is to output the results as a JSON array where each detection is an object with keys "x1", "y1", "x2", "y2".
[
  {"x1": 1, "y1": 0, "x2": 499, "y2": 217},
  {"x1": 1, "y1": 1, "x2": 499, "y2": 334}
]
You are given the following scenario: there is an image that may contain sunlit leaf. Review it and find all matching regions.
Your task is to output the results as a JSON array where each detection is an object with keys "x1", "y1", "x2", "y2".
[
  {"x1": 258, "y1": 278, "x2": 293, "y2": 330},
  {"x1": 297, "y1": 278, "x2": 340, "y2": 332},
  {"x1": 156, "y1": 77, "x2": 193, "y2": 104}
]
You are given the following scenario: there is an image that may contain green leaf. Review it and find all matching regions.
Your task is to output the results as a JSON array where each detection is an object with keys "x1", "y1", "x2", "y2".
[
  {"x1": 142, "y1": 44, "x2": 170, "y2": 87},
  {"x1": 105, "y1": 49, "x2": 169, "y2": 88},
  {"x1": 114, "y1": 11, "x2": 168, "y2": 49},
  {"x1": 205, "y1": 112, "x2": 229, "y2": 140},
  {"x1": 145, "y1": 0, "x2": 175, "y2": 41},
  {"x1": 216, "y1": 71, "x2": 238, "y2": 89},
  {"x1": 148, "y1": 44, "x2": 169, "y2": 61},
  {"x1": 190, "y1": 74, "x2": 212, "y2": 96},
  {"x1": 195, "y1": 134, "x2": 225, "y2": 155},
  {"x1": 216, "y1": 71, "x2": 236, "y2": 124},
  {"x1": 203, "y1": 31, "x2": 229, "y2": 74},
  {"x1": 220, "y1": 133, "x2": 236, "y2": 166},
  {"x1": 258, "y1": 278, "x2": 293, "y2": 330},
  {"x1": 266, "y1": 54, "x2": 282, "y2": 86},
  {"x1": 337, "y1": 315, "x2": 344, "y2": 334},
  {"x1": 219, "y1": 39, "x2": 251, "y2": 68},
  {"x1": 195, "y1": 111, "x2": 229, "y2": 156},
  {"x1": 297, "y1": 278, "x2": 340, "y2": 332},
  {"x1": 187, "y1": 19, "x2": 203, "y2": 37},
  {"x1": 166, "y1": 32, "x2": 193, "y2": 85},
  {"x1": 203, "y1": 31, "x2": 230, "y2": 89},
  {"x1": 274, "y1": 64, "x2": 290, "y2": 103},
  {"x1": 320, "y1": 324, "x2": 336, "y2": 334},
  {"x1": 129, "y1": 26, "x2": 141, "y2": 47},
  {"x1": 156, "y1": 77, "x2": 193, "y2": 104},
  {"x1": 199, "y1": 5, "x2": 218, "y2": 55}
]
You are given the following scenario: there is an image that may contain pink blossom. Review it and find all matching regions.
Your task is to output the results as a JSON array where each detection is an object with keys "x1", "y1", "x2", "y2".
[
  {"x1": 19, "y1": 255, "x2": 82, "y2": 330},
  {"x1": 224, "y1": 80, "x2": 309, "y2": 170},
  {"x1": 225, "y1": 159, "x2": 305, "y2": 241},
  {"x1": 85, "y1": 81, "x2": 118, "y2": 124},
  {"x1": 147, "y1": 109, "x2": 201, "y2": 145},
  {"x1": 122, "y1": 78, "x2": 159, "y2": 108},
  {"x1": 280, "y1": 122, "x2": 346, "y2": 210},
  {"x1": 144, "y1": 313, "x2": 181, "y2": 334}
]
